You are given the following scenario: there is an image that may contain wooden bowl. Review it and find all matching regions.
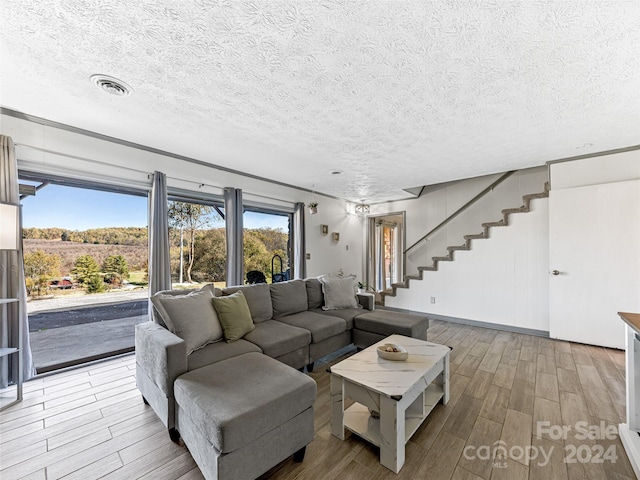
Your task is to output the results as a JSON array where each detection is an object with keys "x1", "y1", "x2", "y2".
[{"x1": 377, "y1": 343, "x2": 408, "y2": 361}]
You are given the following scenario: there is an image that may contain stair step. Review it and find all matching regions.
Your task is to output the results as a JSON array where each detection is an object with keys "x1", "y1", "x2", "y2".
[
  {"x1": 502, "y1": 206, "x2": 528, "y2": 215},
  {"x1": 418, "y1": 265, "x2": 437, "y2": 272},
  {"x1": 481, "y1": 219, "x2": 505, "y2": 228},
  {"x1": 391, "y1": 282, "x2": 408, "y2": 289},
  {"x1": 432, "y1": 255, "x2": 453, "y2": 262},
  {"x1": 464, "y1": 233, "x2": 486, "y2": 240},
  {"x1": 447, "y1": 244, "x2": 470, "y2": 252},
  {"x1": 405, "y1": 275, "x2": 421, "y2": 280}
]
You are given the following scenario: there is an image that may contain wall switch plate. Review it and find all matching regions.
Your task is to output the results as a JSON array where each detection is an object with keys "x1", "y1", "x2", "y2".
[
  {"x1": 430, "y1": 297, "x2": 436, "y2": 304},
  {"x1": 306, "y1": 253, "x2": 311, "y2": 260}
]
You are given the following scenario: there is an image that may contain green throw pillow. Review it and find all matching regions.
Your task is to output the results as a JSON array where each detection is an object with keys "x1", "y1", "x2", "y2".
[{"x1": 211, "y1": 290, "x2": 255, "y2": 342}]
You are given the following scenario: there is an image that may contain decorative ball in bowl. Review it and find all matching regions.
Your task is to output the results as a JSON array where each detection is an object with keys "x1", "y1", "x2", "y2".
[{"x1": 377, "y1": 343, "x2": 408, "y2": 361}]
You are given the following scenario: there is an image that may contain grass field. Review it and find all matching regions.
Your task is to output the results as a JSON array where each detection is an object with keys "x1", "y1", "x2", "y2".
[{"x1": 128, "y1": 270, "x2": 148, "y2": 285}]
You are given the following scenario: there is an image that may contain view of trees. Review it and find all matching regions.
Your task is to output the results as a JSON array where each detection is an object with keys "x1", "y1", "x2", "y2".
[
  {"x1": 23, "y1": 219, "x2": 289, "y2": 295},
  {"x1": 24, "y1": 227, "x2": 148, "y2": 245},
  {"x1": 24, "y1": 250, "x2": 60, "y2": 296},
  {"x1": 103, "y1": 254, "x2": 129, "y2": 285},
  {"x1": 186, "y1": 227, "x2": 288, "y2": 283},
  {"x1": 168, "y1": 202, "x2": 219, "y2": 283}
]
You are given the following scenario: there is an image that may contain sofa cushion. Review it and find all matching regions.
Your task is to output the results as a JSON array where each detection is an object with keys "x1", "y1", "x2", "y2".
[
  {"x1": 243, "y1": 320, "x2": 310, "y2": 358},
  {"x1": 276, "y1": 310, "x2": 346, "y2": 343},
  {"x1": 310, "y1": 307, "x2": 364, "y2": 330},
  {"x1": 150, "y1": 284, "x2": 223, "y2": 355},
  {"x1": 212, "y1": 291, "x2": 255, "y2": 343},
  {"x1": 174, "y1": 352, "x2": 317, "y2": 454},
  {"x1": 187, "y1": 339, "x2": 262, "y2": 372},
  {"x1": 319, "y1": 275, "x2": 359, "y2": 310},
  {"x1": 270, "y1": 279, "x2": 308, "y2": 319},
  {"x1": 150, "y1": 284, "x2": 216, "y2": 329},
  {"x1": 222, "y1": 283, "x2": 273, "y2": 323},
  {"x1": 304, "y1": 278, "x2": 324, "y2": 310},
  {"x1": 354, "y1": 310, "x2": 429, "y2": 339}
]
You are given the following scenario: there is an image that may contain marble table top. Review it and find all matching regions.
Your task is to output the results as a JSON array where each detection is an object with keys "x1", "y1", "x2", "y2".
[{"x1": 329, "y1": 334, "x2": 450, "y2": 398}]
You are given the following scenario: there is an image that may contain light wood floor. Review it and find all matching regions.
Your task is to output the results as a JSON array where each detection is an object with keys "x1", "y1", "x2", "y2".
[{"x1": 0, "y1": 319, "x2": 635, "y2": 480}]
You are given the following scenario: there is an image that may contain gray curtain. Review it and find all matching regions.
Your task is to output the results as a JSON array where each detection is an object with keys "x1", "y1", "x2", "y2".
[
  {"x1": 148, "y1": 171, "x2": 171, "y2": 306},
  {"x1": 291, "y1": 202, "x2": 306, "y2": 279},
  {"x1": 224, "y1": 188, "x2": 244, "y2": 287},
  {"x1": 0, "y1": 135, "x2": 36, "y2": 387}
]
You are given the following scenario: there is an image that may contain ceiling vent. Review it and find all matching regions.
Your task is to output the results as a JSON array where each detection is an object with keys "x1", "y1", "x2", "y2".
[{"x1": 90, "y1": 74, "x2": 132, "y2": 97}]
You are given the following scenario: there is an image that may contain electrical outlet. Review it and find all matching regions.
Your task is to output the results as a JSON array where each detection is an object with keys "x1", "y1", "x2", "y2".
[
  {"x1": 305, "y1": 253, "x2": 311, "y2": 260},
  {"x1": 430, "y1": 297, "x2": 436, "y2": 304}
]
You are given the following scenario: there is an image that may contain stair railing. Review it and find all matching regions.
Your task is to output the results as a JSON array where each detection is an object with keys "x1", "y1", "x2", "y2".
[{"x1": 404, "y1": 170, "x2": 516, "y2": 255}]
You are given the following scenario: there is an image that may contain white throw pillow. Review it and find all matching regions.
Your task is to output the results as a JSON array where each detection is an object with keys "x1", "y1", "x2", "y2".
[
  {"x1": 318, "y1": 275, "x2": 359, "y2": 310},
  {"x1": 150, "y1": 284, "x2": 223, "y2": 355}
]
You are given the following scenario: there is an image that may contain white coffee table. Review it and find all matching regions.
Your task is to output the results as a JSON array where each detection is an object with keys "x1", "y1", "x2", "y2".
[{"x1": 330, "y1": 334, "x2": 450, "y2": 473}]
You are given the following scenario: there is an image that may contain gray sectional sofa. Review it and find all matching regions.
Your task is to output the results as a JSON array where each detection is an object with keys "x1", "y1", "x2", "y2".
[{"x1": 135, "y1": 276, "x2": 429, "y2": 479}]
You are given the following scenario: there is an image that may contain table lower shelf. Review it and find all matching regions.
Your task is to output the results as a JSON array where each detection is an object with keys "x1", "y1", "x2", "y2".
[{"x1": 343, "y1": 383, "x2": 443, "y2": 447}]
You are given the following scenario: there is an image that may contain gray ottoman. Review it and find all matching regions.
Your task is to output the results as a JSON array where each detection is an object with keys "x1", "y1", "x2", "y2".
[
  {"x1": 174, "y1": 352, "x2": 317, "y2": 480},
  {"x1": 353, "y1": 310, "x2": 429, "y2": 349}
]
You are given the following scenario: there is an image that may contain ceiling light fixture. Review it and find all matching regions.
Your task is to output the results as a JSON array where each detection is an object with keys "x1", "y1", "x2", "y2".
[
  {"x1": 354, "y1": 202, "x2": 370, "y2": 215},
  {"x1": 90, "y1": 74, "x2": 133, "y2": 97}
]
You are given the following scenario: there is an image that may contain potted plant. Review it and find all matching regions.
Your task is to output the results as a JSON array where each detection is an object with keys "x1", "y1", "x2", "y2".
[
  {"x1": 357, "y1": 281, "x2": 372, "y2": 294},
  {"x1": 308, "y1": 202, "x2": 318, "y2": 214}
]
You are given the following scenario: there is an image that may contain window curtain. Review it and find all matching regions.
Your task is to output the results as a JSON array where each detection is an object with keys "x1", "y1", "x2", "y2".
[
  {"x1": 375, "y1": 221, "x2": 385, "y2": 290},
  {"x1": 366, "y1": 216, "x2": 376, "y2": 291},
  {"x1": 291, "y1": 202, "x2": 306, "y2": 279},
  {"x1": 0, "y1": 135, "x2": 36, "y2": 386},
  {"x1": 148, "y1": 171, "x2": 171, "y2": 307},
  {"x1": 224, "y1": 187, "x2": 243, "y2": 286}
]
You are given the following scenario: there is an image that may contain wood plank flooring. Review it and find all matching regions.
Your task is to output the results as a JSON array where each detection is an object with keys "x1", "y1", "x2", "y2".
[{"x1": 0, "y1": 319, "x2": 635, "y2": 479}]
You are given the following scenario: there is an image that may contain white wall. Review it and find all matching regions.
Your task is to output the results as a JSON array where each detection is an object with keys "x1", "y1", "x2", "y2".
[
  {"x1": 378, "y1": 149, "x2": 640, "y2": 335},
  {"x1": 1, "y1": 114, "x2": 363, "y2": 279},
  {"x1": 369, "y1": 167, "x2": 551, "y2": 332},
  {"x1": 384, "y1": 195, "x2": 550, "y2": 332}
]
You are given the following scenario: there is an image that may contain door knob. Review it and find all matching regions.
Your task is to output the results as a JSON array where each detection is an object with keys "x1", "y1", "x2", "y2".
[{"x1": 551, "y1": 270, "x2": 560, "y2": 276}]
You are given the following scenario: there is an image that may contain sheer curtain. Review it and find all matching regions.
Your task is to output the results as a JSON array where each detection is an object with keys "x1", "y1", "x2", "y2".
[
  {"x1": 0, "y1": 135, "x2": 35, "y2": 386},
  {"x1": 224, "y1": 187, "x2": 244, "y2": 286},
  {"x1": 148, "y1": 171, "x2": 171, "y2": 304},
  {"x1": 291, "y1": 202, "x2": 306, "y2": 279}
]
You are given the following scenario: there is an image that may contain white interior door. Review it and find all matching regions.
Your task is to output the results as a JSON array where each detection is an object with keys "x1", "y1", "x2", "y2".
[{"x1": 549, "y1": 179, "x2": 640, "y2": 349}]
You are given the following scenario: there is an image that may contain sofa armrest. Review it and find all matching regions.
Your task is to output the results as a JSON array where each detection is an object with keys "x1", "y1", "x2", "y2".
[
  {"x1": 357, "y1": 293, "x2": 375, "y2": 311},
  {"x1": 135, "y1": 322, "x2": 187, "y2": 396}
]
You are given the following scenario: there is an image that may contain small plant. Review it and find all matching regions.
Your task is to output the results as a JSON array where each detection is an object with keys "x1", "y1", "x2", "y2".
[
  {"x1": 308, "y1": 202, "x2": 318, "y2": 208},
  {"x1": 357, "y1": 281, "x2": 373, "y2": 292}
]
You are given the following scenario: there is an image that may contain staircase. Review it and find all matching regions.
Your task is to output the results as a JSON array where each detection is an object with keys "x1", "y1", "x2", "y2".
[{"x1": 380, "y1": 181, "x2": 550, "y2": 304}]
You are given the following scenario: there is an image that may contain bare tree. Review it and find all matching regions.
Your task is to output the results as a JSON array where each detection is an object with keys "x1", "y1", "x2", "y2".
[{"x1": 168, "y1": 202, "x2": 217, "y2": 283}]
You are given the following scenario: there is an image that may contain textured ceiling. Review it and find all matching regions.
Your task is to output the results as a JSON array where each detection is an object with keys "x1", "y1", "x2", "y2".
[{"x1": 1, "y1": 0, "x2": 639, "y2": 202}]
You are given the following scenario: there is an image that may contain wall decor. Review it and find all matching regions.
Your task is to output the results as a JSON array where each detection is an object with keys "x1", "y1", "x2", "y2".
[
  {"x1": 321, "y1": 224, "x2": 329, "y2": 235},
  {"x1": 332, "y1": 232, "x2": 340, "y2": 242}
]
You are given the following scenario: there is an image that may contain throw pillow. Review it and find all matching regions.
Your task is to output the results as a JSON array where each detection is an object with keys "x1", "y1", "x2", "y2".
[
  {"x1": 318, "y1": 275, "x2": 359, "y2": 310},
  {"x1": 211, "y1": 290, "x2": 255, "y2": 342},
  {"x1": 150, "y1": 285, "x2": 223, "y2": 355}
]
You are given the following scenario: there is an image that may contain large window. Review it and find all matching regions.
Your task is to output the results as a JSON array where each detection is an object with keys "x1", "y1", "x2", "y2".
[
  {"x1": 243, "y1": 210, "x2": 290, "y2": 284},
  {"x1": 167, "y1": 197, "x2": 225, "y2": 289},
  {"x1": 166, "y1": 197, "x2": 292, "y2": 288},
  {"x1": 19, "y1": 173, "x2": 148, "y2": 373}
]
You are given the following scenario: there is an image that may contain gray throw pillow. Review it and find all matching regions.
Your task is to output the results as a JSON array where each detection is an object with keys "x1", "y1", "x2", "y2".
[
  {"x1": 150, "y1": 285, "x2": 223, "y2": 355},
  {"x1": 319, "y1": 275, "x2": 359, "y2": 310}
]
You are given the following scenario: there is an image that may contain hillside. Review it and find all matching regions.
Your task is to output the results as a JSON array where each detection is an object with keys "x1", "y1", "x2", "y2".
[{"x1": 24, "y1": 239, "x2": 147, "y2": 275}]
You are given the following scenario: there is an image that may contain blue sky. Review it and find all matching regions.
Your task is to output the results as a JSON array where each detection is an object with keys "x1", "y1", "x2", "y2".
[{"x1": 21, "y1": 184, "x2": 289, "y2": 231}]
